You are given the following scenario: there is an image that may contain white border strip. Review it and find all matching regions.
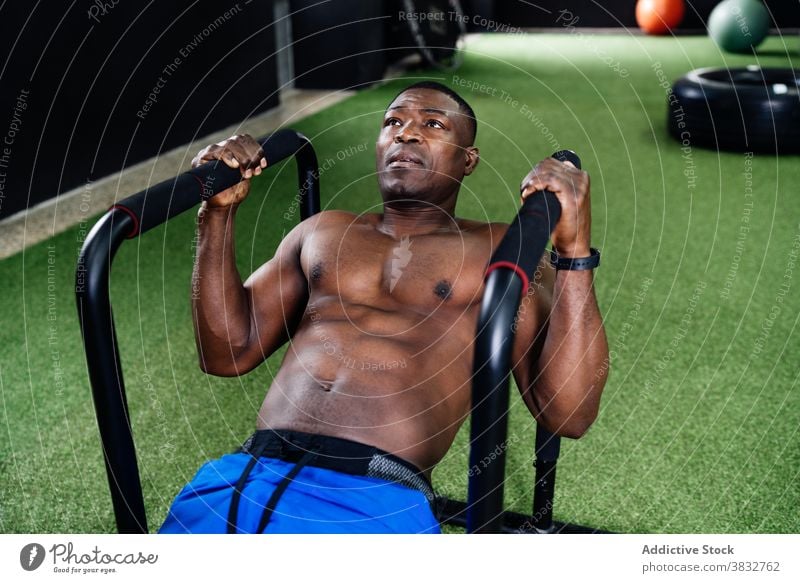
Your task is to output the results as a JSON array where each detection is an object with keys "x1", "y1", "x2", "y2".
[{"x1": 0, "y1": 88, "x2": 353, "y2": 260}]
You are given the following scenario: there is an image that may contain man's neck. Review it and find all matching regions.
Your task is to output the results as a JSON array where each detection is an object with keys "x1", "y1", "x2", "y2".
[{"x1": 378, "y1": 202, "x2": 459, "y2": 238}]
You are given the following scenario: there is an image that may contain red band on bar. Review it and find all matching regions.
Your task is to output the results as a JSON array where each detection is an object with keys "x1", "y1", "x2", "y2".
[
  {"x1": 109, "y1": 204, "x2": 140, "y2": 239},
  {"x1": 484, "y1": 260, "x2": 530, "y2": 298}
]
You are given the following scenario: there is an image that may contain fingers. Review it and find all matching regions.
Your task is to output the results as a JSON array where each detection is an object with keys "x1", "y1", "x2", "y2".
[
  {"x1": 191, "y1": 134, "x2": 267, "y2": 176},
  {"x1": 520, "y1": 158, "x2": 586, "y2": 200},
  {"x1": 518, "y1": 158, "x2": 592, "y2": 256}
]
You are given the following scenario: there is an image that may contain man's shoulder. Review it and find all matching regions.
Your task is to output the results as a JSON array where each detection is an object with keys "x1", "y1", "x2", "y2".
[
  {"x1": 289, "y1": 210, "x2": 376, "y2": 246},
  {"x1": 287, "y1": 210, "x2": 358, "y2": 236}
]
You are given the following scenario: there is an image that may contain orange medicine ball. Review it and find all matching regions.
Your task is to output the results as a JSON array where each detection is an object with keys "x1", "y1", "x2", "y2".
[{"x1": 636, "y1": 0, "x2": 685, "y2": 35}]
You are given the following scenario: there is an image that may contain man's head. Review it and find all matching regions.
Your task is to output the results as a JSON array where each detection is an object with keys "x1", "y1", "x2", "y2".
[
  {"x1": 376, "y1": 81, "x2": 479, "y2": 206},
  {"x1": 397, "y1": 81, "x2": 478, "y2": 144}
]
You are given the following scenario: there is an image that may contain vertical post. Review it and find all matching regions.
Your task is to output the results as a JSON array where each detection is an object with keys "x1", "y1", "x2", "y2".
[
  {"x1": 466, "y1": 151, "x2": 576, "y2": 534},
  {"x1": 76, "y1": 130, "x2": 321, "y2": 533},
  {"x1": 294, "y1": 136, "x2": 320, "y2": 221},
  {"x1": 531, "y1": 426, "x2": 561, "y2": 533},
  {"x1": 466, "y1": 271, "x2": 522, "y2": 533},
  {"x1": 76, "y1": 209, "x2": 148, "y2": 533}
]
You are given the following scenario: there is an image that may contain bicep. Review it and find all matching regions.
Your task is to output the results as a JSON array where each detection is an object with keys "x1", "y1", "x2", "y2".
[{"x1": 242, "y1": 224, "x2": 309, "y2": 362}]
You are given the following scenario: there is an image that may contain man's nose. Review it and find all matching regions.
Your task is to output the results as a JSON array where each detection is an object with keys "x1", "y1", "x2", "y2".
[{"x1": 395, "y1": 123, "x2": 422, "y2": 143}]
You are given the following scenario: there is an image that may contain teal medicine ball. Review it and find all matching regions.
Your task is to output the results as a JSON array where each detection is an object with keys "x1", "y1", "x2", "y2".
[{"x1": 708, "y1": 0, "x2": 770, "y2": 53}]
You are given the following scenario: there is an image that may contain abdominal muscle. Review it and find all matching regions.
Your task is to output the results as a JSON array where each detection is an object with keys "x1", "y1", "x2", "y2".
[{"x1": 256, "y1": 300, "x2": 478, "y2": 474}]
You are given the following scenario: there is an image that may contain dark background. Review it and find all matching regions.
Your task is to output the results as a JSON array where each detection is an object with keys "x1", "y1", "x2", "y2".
[
  {"x1": 0, "y1": 1, "x2": 278, "y2": 220},
  {"x1": 1, "y1": 1, "x2": 797, "y2": 220}
]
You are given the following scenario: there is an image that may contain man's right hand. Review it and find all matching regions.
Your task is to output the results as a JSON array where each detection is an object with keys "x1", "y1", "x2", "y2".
[{"x1": 192, "y1": 134, "x2": 267, "y2": 208}]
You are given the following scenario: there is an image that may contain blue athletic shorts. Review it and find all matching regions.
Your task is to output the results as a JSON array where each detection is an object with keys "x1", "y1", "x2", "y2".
[{"x1": 159, "y1": 431, "x2": 441, "y2": 534}]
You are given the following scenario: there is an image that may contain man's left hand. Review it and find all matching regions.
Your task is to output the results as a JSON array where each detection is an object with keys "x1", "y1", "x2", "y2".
[{"x1": 520, "y1": 158, "x2": 591, "y2": 257}]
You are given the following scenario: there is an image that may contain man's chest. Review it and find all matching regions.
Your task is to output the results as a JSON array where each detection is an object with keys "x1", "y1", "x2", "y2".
[{"x1": 300, "y1": 225, "x2": 492, "y2": 310}]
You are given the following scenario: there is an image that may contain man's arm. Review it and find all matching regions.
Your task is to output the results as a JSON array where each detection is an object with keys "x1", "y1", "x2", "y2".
[
  {"x1": 511, "y1": 158, "x2": 609, "y2": 438},
  {"x1": 191, "y1": 134, "x2": 309, "y2": 376}
]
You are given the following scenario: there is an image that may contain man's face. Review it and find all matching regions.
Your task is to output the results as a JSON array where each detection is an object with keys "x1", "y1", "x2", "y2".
[{"x1": 376, "y1": 88, "x2": 478, "y2": 204}]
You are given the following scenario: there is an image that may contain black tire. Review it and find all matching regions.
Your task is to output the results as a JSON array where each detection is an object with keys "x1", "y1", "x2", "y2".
[
  {"x1": 668, "y1": 67, "x2": 800, "y2": 154},
  {"x1": 399, "y1": 0, "x2": 467, "y2": 70}
]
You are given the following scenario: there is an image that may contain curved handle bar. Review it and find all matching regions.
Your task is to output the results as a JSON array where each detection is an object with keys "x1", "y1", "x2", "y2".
[
  {"x1": 75, "y1": 129, "x2": 320, "y2": 533},
  {"x1": 110, "y1": 129, "x2": 318, "y2": 237},
  {"x1": 466, "y1": 150, "x2": 581, "y2": 533}
]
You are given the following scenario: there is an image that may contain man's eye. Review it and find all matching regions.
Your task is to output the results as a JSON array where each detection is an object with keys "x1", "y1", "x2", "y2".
[
  {"x1": 385, "y1": 118, "x2": 401, "y2": 127},
  {"x1": 427, "y1": 120, "x2": 445, "y2": 129}
]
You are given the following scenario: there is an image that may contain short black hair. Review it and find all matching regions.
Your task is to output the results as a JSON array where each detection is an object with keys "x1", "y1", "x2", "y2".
[{"x1": 388, "y1": 81, "x2": 477, "y2": 144}]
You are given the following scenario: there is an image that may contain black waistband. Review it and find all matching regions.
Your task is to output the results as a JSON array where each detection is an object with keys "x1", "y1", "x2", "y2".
[
  {"x1": 228, "y1": 429, "x2": 436, "y2": 533},
  {"x1": 236, "y1": 429, "x2": 434, "y2": 493}
]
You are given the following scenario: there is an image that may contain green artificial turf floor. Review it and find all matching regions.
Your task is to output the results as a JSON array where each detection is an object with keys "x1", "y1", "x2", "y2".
[{"x1": 2, "y1": 33, "x2": 799, "y2": 533}]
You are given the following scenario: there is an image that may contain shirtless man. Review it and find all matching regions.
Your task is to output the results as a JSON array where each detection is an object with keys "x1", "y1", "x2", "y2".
[{"x1": 159, "y1": 81, "x2": 608, "y2": 534}]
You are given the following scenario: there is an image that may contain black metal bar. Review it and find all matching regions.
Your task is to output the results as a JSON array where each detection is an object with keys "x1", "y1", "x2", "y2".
[
  {"x1": 294, "y1": 137, "x2": 320, "y2": 220},
  {"x1": 75, "y1": 130, "x2": 320, "y2": 533},
  {"x1": 466, "y1": 190, "x2": 562, "y2": 533},
  {"x1": 76, "y1": 209, "x2": 146, "y2": 533},
  {"x1": 528, "y1": 150, "x2": 582, "y2": 534},
  {"x1": 532, "y1": 425, "x2": 561, "y2": 532},
  {"x1": 467, "y1": 151, "x2": 580, "y2": 533},
  {"x1": 110, "y1": 130, "x2": 318, "y2": 237},
  {"x1": 466, "y1": 270, "x2": 522, "y2": 533}
]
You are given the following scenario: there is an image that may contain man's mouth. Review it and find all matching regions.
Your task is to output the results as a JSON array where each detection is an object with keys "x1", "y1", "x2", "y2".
[{"x1": 386, "y1": 152, "x2": 425, "y2": 169}]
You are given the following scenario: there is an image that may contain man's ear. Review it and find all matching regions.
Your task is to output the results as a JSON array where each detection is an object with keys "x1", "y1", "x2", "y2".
[{"x1": 463, "y1": 146, "x2": 480, "y2": 176}]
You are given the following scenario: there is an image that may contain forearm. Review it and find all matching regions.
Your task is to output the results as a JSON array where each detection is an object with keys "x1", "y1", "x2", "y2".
[
  {"x1": 536, "y1": 269, "x2": 609, "y2": 437},
  {"x1": 192, "y1": 203, "x2": 252, "y2": 372}
]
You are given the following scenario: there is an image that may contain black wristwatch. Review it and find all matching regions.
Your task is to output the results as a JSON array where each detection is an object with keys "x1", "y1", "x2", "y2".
[{"x1": 549, "y1": 247, "x2": 601, "y2": 271}]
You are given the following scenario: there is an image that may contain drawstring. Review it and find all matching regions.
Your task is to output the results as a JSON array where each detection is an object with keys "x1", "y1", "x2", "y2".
[
  {"x1": 227, "y1": 439, "x2": 319, "y2": 534},
  {"x1": 227, "y1": 439, "x2": 269, "y2": 534},
  {"x1": 256, "y1": 449, "x2": 319, "y2": 533}
]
